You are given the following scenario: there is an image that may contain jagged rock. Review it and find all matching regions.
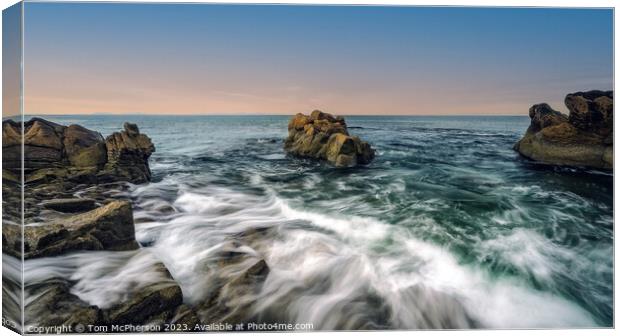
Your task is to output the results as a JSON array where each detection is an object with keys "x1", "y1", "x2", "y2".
[
  {"x1": 284, "y1": 110, "x2": 375, "y2": 167},
  {"x1": 1, "y1": 118, "x2": 155, "y2": 184},
  {"x1": 526, "y1": 103, "x2": 568, "y2": 133},
  {"x1": 22, "y1": 119, "x2": 65, "y2": 168},
  {"x1": 102, "y1": 123, "x2": 156, "y2": 183},
  {"x1": 514, "y1": 90, "x2": 613, "y2": 170},
  {"x1": 9, "y1": 201, "x2": 140, "y2": 259},
  {"x1": 566, "y1": 90, "x2": 613, "y2": 135},
  {"x1": 42, "y1": 198, "x2": 96, "y2": 213},
  {"x1": 106, "y1": 263, "x2": 183, "y2": 325}
]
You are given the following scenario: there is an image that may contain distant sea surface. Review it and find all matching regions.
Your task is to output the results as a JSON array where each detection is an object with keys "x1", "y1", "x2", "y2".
[{"x1": 30, "y1": 115, "x2": 613, "y2": 328}]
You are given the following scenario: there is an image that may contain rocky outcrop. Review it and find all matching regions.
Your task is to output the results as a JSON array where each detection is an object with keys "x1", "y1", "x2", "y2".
[
  {"x1": 103, "y1": 123, "x2": 155, "y2": 183},
  {"x1": 514, "y1": 90, "x2": 613, "y2": 170},
  {"x1": 1, "y1": 118, "x2": 203, "y2": 331},
  {"x1": 284, "y1": 110, "x2": 375, "y2": 167},
  {"x1": 3, "y1": 201, "x2": 139, "y2": 259},
  {"x1": 2, "y1": 118, "x2": 155, "y2": 184}
]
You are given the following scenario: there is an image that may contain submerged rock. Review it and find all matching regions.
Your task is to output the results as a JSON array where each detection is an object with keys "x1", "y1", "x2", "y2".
[
  {"x1": 25, "y1": 281, "x2": 102, "y2": 330},
  {"x1": 514, "y1": 90, "x2": 613, "y2": 170},
  {"x1": 195, "y1": 241, "x2": 271, "y2": 324},
  {"x1": 11, "y1": 201, "x2": 139, "y2": 259},
  {"x1": 25, "y1": 255, "x2": 193, "y2": 331},
  {"x1": 284, "y1": 110, "x2": 375, "y2": 167}
]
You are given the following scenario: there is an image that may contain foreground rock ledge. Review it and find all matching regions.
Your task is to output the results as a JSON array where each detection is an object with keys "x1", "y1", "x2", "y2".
[
  {"x1": 3, "y1": 200, "x2": 139, "y2": 259},
  {"x1": 514, "y1": 90, "x2": 613, "y2": 170},
  {"x1": 284, "y1": 110, "x2": 375, "y2": 167}
]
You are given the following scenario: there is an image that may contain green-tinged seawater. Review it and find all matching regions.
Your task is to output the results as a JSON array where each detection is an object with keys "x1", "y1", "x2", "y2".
[{"x1": 26, "y1": 115, "x2": 613, "y2": 328}]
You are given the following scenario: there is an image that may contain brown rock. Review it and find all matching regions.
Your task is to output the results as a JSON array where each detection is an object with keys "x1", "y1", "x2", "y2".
[
  {"x1": 63, "y1": 124, "x2": 107, "y2": 167},
  {"x1": 284, "y1": 110, "x2": 375, "y2": 167},
  {"x1": 25, "y1": 281, "x2": 102, "y2": 330},
  {"x1": 19, "y1": 201, "x2": 139, "y2": 259},
  {"x1": 106, "y1": 263, "x2": 183, "y2": 325},
  {"x1": 527, "y1": 103, "x2": 568, "y2": 133},
  {"x1": 2, "y1": 117, "x2": 156, "y2": 184},
  {"x1": 514, "y1": 90, "x2": 613, "y2": 170},
  {"x1": 103, "y1": 123, "x2": 155, "y2": 183},
  {"x1": 566, "y1": 90, "x2": 613, "y2": 136}
]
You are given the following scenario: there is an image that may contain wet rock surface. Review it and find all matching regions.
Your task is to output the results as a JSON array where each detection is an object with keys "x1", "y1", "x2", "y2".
[
  {"x1": 21, "y1": 201, "x2": 139, "y2": 259},
  {"x1": 514, "y1": 90, "x2": 613, "y2": 170},
  {"x1": 284, "y1": 110, "x2": 375, "y2": 167},
  {"x1": 23, "y1": 256, "x2": 191, "y2": 330},
  {"x1": 2, "y1": 118, "x2": 155, "y2": 184},
  {"x1": 105, "y1": 262, "x2": 184, "y2": 326}
]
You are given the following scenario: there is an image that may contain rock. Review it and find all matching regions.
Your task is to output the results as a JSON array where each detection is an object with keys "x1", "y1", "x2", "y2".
[
  {"x1": 170, "y1": 304, "x2": 201, "y2": 325},
  {"x1": 565, "y1": 90, "x2": 613, "y2": 136},
  {"x1": 284, "y1": 110, "x2": 375, "y2": 167},
  {"x1": 527, "y1": 103, "x2": 568, "y2": 133},
  {"x1": 1, "y1": 118, "x2": 155, "y2": 185},
  {"x1": 514, "y1": 90, "x2": 613, "y2": 170},
  {"x1": 25, "y1": 281, "x2": 102, "y2": 329},
  {"x1": 195, "y1": 241, "x2": 270, "y2": 324},
  {"x1": 24, "y1": 257, "x2": 188, "y2": 330},
  {"x1": 103, "y1": 122, "x2": 156, "y2": 183},
  {"x1": 106, "y1": 263, "x2": 183, "y2": 325},
  {"x1": 24, "y1": 119, "x2": 66, "y2": 168},
  {"x1": 17, "y1": 201, "x2": 139, "y2": 259},
  {"x1": 2, "y1": 224, "x2": 22, "y2": 258},
  {"x1": 63, "y1": 124, "x2": 107, "y2": 167},
  {"x1": 42, "y1": 198, "x2": 96, "y2": 213},
  {"x1": 2, "y1": 119, "x2": 23, "y2": 169}
]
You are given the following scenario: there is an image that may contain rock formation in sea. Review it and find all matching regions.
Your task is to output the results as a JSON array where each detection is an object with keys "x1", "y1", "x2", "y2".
[
  {"x1": 2, "y1": 118, "x2": 155, "y2": 184},
  {"x1": 514, "y1": 90, "x2": 613, "y2": 170},
  {"x1": 2, "y1": 117, "x2": 273, "y2": 331},
  {"x1": 284, "y1": 110, "x2": 375, "y2": 167}
]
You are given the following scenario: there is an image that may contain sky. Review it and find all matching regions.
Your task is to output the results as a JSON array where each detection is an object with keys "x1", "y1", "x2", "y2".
[
  {"x1": 2, "y1": 2, "x2": 21, "y2": 118},
  {"x1": 16, "y1": 3, "x2": 614, "y2": 115}
]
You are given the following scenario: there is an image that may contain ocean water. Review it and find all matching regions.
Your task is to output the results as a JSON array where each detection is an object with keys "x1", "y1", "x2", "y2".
[{"x1": 23, "y1": 115, "x2": 613, "y2": 329}]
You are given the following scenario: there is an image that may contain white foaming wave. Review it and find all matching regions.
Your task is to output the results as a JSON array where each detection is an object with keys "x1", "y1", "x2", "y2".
[
  {"x1": 129, "y1": 182, "x2": 598, "y2": 328},
  {"x1": 69, "y1": 250, "x2": 177, "y2": 309},
  {"x1": 278, "y1": 199, "x2": 390, "y2": 243},
  {"x1": 264, "y1": 196, "x2": 597, "y2": 328},
  {"x1": 23, "y1": 250, "x2": 176, "y2": 309},
  {"x1": 258, "y1": 153, "x2": 286, "y2": 160}
]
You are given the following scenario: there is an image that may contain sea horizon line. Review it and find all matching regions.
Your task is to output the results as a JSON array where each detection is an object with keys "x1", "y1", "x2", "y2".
[{"x1": 17, "y1": 113, "x2": 529, "y2": 118}]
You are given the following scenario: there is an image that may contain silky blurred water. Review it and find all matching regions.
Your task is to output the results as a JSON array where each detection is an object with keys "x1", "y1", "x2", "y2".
[{"x1": 29, "y1": 115, "x2": 613, "y2": 329}]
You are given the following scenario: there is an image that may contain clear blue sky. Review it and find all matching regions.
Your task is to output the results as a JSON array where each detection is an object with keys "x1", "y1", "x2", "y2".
[{"x1": 20, "y1": 3, "x2": 613, "y2": 115}]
